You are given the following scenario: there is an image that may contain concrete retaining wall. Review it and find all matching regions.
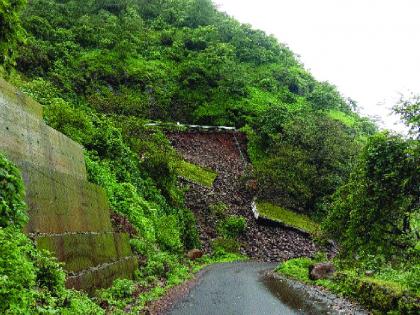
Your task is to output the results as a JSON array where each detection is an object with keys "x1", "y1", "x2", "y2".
[{"x1": 0, "y1": 78, "x2": 137, "y2": 294}]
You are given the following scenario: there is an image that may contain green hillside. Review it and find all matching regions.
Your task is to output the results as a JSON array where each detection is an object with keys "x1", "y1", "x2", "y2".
[
  {"x1": 1, "y1": 0, "x2": 418, "y2": 313},
  {"x1": 7, "y1": 0, "x2": 379, "y2": 215}
]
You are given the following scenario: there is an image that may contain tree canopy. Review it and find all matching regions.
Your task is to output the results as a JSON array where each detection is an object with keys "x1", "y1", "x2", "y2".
[{"x1": 0, "y1": 0, "x2": 27, "y2": 70}]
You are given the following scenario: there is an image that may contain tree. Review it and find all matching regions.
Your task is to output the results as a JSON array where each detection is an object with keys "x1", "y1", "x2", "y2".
[
  {"x1": 0, "y1": 0, "x2": 27, "y2": 69},
  {"x1": 323, "y1": 132, "x2": 419, "y2": 259},
  {"x1": 308, "y1": 81, "x2": 349, "y2": 112},
  {"x1": 184, "y1": 0, "x2": 216, "y2": 28},
  {"x1": 251, "y1": 108, "x2": 359, "y2": 214},
  {"x1": 394, "y1": 94, "x2": 420, "y2": 138}
]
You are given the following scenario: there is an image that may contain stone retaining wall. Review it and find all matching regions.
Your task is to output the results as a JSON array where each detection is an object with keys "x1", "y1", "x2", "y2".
[{"x1": 0, "y1": 78, "x2": 137, "y2": 294}]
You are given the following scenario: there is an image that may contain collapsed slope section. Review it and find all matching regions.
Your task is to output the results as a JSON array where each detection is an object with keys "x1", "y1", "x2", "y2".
[{"x1": 167, "y1": 131, "x2": 317, "y2": 262}]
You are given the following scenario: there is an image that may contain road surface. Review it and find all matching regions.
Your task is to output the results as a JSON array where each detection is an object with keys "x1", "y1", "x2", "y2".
[{"x1": 167, "y1": 262, "x2": 307, "y2": 315}]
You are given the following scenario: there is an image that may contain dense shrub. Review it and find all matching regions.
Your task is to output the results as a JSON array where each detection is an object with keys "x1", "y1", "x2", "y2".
[
  {"x1": 211, "y1": 238, "x2": 241, "y2": 256},
  {"x1": 0, "y1": 154, "x2": 27, "y2": 228},
  {"x1": 0, "y1": 156, "x2": 102, "y2": 314},
  {"x1": 0, "y1": 0, "x2": 27, "y2": 69},
  {"x1": 323, "y1": 132, "x2": 419, "y2": 260},
  {"x1": 250, "y1": 108, "x2": 362, "y2": 215},
  {"x1": 217, "y1": 215, "x2": 247, "y2": 239},
  {"x1": 0, "y1": 227, "x2": 36, "y2": 313},
  {"x1": 208, "y1": 202, "x2": 228, "y2": 218}
]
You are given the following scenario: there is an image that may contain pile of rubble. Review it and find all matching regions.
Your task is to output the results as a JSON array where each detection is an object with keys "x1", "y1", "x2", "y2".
[{"x1": 167, "y1": 131, "x2": 317, "y2": 262}]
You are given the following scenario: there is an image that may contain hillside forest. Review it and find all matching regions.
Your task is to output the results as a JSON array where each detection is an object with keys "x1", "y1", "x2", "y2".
[{"x1": 0, "y1": 0, "x2": 419, "y2": 314}]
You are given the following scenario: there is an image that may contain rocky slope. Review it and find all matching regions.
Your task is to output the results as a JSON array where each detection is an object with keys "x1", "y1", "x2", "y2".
[{"x1": 167, "y1": 131, "x2": 317, "y2": 262}]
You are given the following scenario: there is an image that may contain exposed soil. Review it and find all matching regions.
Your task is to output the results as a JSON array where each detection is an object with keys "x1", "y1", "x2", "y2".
[
  {"x1": 111, "y1": 211, "x2": 138, "y2": 237},
  {"x1": 166, "y1": 131, "x2": 318, "y2": 262}
]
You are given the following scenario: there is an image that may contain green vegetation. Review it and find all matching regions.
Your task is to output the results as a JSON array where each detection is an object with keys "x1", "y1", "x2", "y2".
[
  {"x1": 393, "y1": 95, "x2": 420, "y2": 138},
  {"x1": 248, "y1": 107, "x2": 370, "y2": 216},
  {"x1": 0, "y1": 0, "x2": 27, "y2": 71},
  {"x1": 322, "y1": 132, "x2": 419, "y2": 260},
  {"x1": 276, "y1": 256, "x2": 419, "y2": 314},
  {"x1": 7, "y1": 0, "x2": 376, "y2": 222},
  {"x1": 0, "y1": 153, "x2": 27, "y2": 228},
  {"x1": 211, "y1": 238, "x2": 242, "y2": 256},
  {"x1": 4, "y1": 0, "x2": 377, "y2": 221},
  {"x1": 327, "y1": 109, "x2": 356, "y2": 127},
  {"x1": 256, "y1": 202, "x2": 319, "y2": 235},
  {"x1": 275, "y1": 255, "x2": 323, "y2": 283},
  {"x1": 205, "y1": 202, "x2": 246, "y2": 258},
  {"x1": 1, "y1": 0, "x2": 418, "y2": 313},
  {"x1": 208, "y1": 202, "x2": 229, "y2": 218},
  {"x1": 216, "y1": 215, "x2": 247, "y2": 239},
  {"x1": 176, "y1": 160, "x2": 217, "y2": 187},
  {"x1": 0, "y1": 153, "x2": 104, "y2": 314},
  {"x1": 277, "y1": 108, "x2": 419, "y2": 312},
  {"x1": 0, "y1": 150, "x2": 242, "y2": 314}
]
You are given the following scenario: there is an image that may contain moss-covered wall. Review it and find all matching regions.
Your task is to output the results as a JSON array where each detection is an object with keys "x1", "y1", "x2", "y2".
[
  {"x1": 0, "y1": 78, "x2": 137, "y2": 293},
  {"x1": 35, "y1": 233, "x2": 132, "y2": 273},
  {"x1": 0, "y1": 80, "x2": 86, "y2": 179},
  {"x1": 20, "y1": 163, "x2": 112, "y2": 234}
]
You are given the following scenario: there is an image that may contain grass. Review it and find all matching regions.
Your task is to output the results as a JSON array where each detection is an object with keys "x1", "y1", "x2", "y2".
[
  {"x1": 256, "y1": 202, "x2": 320, "y2": 235},
  {"x1": 276, "y1": 257, "x2": 420, "y2": 314},
  {"x1": 97, "y1": 252, "x2": 247, "y2": 314},
  {"x1": 275, "y1": 256, "x2": 314, "y2": 282},
  {"x1": 191, "y1": 252, "x2": 248, "y2": 273},
  {"x1": 176, "y1": 160, "x2": 217, "y2": 187},
  {"x1": 328, "y1": 109, "x2": 356, "y2": 127}
]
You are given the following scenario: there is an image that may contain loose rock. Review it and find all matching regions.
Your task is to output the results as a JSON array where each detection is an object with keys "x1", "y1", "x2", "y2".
[
  {"x1": 167, "y1": 131, "x2": 319, "y2": 262},
  {"x1": 187, "y1": 249, "x2": 204, "y2": 260},
  {"x1": 309, "y1": 262, "x2": 336, "y2": 280}
]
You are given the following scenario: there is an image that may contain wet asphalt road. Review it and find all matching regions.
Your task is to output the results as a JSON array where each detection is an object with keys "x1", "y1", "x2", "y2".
[{"x1": 167, "y1": 262, "x2": 299, "y2": 315}]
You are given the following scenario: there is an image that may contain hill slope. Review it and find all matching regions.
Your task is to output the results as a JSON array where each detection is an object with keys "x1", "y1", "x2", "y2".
[{"x1": 12, "y1": 0, "x2": 377, "y2": 216}]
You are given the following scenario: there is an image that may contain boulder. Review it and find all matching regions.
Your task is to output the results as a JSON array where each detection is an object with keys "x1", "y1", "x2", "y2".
[
  {"x1": 187, "y1": 249, "x2": 204, "y2": 260},
  {"x1": 309, "y1": 262, "x2": 336, "y2": 280}
]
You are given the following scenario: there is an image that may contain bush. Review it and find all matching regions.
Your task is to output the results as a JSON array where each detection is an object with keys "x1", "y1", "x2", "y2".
[
  {"x1": 139, "y1": 251, "x2": 183, "y2": 281},
  {"x1": 217, "y1": 216, "x2": 247, "y2": 239},
  {"x1": 0, "y1": 227, "x2": 37, "y2": 313},
  {"x1": 0, "y1": 0, "x2": 27, "y2": 69},
  {"x1": 177, "y1": 208, "x2": 200, "y2": 250},
  {"x1": 155, "y1": 215, "x2": 183, "y2": 252},
  {"x1": 32, "y1": 249, "x2": 65, "y2": 294},
  {"x1": 0, "y1": 155, "x2": 103, "y2": 314},
  {"x1": 0, "y1": 225, "x2": 100, "y2": 314},
  {"x1": 323, "y1": 132, "x2": 420, "y2": 259},
  {"x1": 208, "y1": 202, "x2": 228, "y2": 219},
  {"x1": 211, "y1": 238, "x2": 241, "y2": 256},
  {"x1": 0, "y1": 153, "x2": 27, "y2": 228},
  {"x1": 100, "y1": 279, "x2": 135, "y2": 300},
  {"x1": 57, "y1": 290, "x2": 104, "y2": 315}
]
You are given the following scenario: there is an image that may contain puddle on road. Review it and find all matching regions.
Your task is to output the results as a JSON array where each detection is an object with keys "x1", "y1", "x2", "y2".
[{"x1": 260, "y1": 273, "x2": 335, "y2": 315}]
